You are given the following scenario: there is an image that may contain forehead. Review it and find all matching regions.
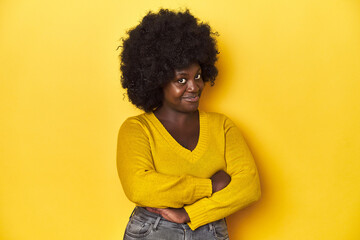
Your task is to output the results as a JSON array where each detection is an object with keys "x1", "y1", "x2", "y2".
[{"x1": 174, "y1": 62, "x2": 201, "y2": 75}]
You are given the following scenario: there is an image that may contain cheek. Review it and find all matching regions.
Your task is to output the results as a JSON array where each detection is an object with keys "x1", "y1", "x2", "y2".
[
  {"x1": 173, "y1": 88, "x2": 185, "y2": 96},
  {"x1": 163, "y1": 85, "x2": 184, "y2": 99}
]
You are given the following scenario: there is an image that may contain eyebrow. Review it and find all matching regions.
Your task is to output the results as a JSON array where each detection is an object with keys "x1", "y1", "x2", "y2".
[{"x1": 175, "y1": 68, "x2": 202, "y2": 76}]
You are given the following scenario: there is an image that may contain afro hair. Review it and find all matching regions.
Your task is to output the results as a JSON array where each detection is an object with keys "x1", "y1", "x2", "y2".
[{"x1": 119, "y1": 9, "x2": 219, "y2": 112}]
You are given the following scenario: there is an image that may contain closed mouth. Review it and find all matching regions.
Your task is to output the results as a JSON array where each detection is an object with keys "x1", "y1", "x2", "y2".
[{"x1": 182, "y1": 95, "x2": 200, "y2": 102}]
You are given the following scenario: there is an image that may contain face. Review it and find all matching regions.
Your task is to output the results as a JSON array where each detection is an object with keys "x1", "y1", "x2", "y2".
[{"x1": 160, "y1": 62, "x2": 204, "y2": 113}]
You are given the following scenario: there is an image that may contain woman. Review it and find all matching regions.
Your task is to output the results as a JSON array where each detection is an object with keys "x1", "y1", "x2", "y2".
[{"x1": 117, "y1": 9, "x2": 261, "y2": 240}]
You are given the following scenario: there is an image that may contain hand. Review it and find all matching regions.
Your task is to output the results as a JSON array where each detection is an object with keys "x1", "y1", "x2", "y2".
[
  {"x1": 146, "y1": 207, "x2": 190, "y2": 223},
  {"x1": 210, "y1": 170, "x2": 231, "y2": 193}
]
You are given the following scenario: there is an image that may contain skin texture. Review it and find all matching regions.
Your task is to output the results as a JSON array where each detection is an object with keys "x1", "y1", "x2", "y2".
[
  {"x1": 211, "y1": 170, "x2": 232, "y2": 193},
  {"x1": 147, "y1": 63, "x2": 231, "y2": 223},
  {"x1": 161, "y1": 62, "x2": 204, "y2": 114},
  {"x1": 154, "y1": 62, "x2": 204, "y2": 151}
]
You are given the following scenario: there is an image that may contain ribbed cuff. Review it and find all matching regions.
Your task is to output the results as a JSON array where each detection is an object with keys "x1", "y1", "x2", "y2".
[
  {"x1": 184, "y1": 201, "x2": 209, "y2": 230},
  {"x1": 193, "y1": 178, "x2": 212, "y2": 199}
]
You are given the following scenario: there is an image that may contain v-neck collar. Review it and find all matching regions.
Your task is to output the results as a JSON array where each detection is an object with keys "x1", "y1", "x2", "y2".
[{"x1": 146, "y1": 110, "x2": 209, "y2": 161}]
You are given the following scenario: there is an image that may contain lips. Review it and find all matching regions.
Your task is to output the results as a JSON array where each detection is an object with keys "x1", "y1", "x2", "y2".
[{"x1": 182, "y1": 95, "x2": 200, "y2": 102}]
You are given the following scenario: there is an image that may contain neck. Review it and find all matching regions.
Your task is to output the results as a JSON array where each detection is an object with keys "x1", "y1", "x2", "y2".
[{"x1": 153, "y1": 107, "x2": 199, "y2": 124}]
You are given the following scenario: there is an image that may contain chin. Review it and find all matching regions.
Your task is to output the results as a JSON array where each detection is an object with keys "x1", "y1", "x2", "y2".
[{"x1": 181, "y1": 104, "x2": 199, "y2": 113}]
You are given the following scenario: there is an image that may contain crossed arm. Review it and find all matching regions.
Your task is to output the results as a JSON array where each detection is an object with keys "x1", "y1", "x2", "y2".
[
  {"x1": 145, "y1": 170, "x2": 231, "y2": 224},
  {"x1": 117, "y1": 117, "x2": 261, "y2": 230}
]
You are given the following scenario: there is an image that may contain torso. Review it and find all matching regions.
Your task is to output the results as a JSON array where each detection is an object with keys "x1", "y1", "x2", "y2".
[{"x1": 140, "y1": 110, "x2": 227, "y2": 178}]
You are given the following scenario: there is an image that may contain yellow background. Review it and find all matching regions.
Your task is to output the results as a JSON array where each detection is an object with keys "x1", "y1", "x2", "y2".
[{"x1": 1, "y1": 0, "x2": 360, "y2": 239}]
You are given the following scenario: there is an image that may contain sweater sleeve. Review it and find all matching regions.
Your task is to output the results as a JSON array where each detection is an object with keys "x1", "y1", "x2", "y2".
[
  {"x1": 117, "y1": 117, "x2": 212, "y2": 208},
  {"x1": 184, "y1": 117, "x2": 261, "y2": 230}
]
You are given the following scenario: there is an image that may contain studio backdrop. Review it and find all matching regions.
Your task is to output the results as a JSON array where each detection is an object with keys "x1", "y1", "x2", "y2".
[{"x1": 1, "y1": 0, "x2": 359, "y2": 239}]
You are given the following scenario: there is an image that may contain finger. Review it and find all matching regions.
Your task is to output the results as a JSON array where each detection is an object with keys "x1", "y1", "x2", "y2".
[
  {"x1": 159, "y1": 212, "x2": 173, "y2": 222},
  {"x1": 145, "y1": 207, "x2": 162, "y2": 215}
]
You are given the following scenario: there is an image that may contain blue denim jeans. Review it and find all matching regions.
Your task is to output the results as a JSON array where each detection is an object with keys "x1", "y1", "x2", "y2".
[{"x1": 123, "y1": 207, "x2": 229, "y2": 240}]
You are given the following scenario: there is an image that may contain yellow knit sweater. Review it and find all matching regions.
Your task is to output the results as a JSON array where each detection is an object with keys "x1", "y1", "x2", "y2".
[{"x1": 117, "y1": 110, "x2": 261, "y2": 230}]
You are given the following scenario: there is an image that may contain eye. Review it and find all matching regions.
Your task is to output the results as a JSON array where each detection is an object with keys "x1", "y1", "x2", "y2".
[
  {"x1": 177, "y1": 78, "x2": 187, "y2": 84},
  {"x1": 195, "y1": 73, "x2": 201, "y2": 80}
]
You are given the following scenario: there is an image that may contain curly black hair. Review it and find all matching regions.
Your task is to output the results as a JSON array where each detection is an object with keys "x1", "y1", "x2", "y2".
[{"x1": 119, "y1": 9, "x2": 219, "y2": 112}]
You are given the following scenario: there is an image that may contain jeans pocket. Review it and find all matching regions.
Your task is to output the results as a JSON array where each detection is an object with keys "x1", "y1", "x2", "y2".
[
  {"x1": 211, "y1": 218, "x2": 229, "y2": 240},
  {"x1": 125, "y1": 218, "x2": 153, "y2": 239}
]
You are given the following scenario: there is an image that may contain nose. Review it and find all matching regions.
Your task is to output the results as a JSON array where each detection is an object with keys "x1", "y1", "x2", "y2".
[{"x1": 186, "y1": 79, "x2": 200, "y2": 92}]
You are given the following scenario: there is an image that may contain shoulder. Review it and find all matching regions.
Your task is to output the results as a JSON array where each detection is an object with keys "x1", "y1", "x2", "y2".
[
  {"x1": 121, "y1": 113, "x2": 149, "y2": 127},
  {"x1": 119, "y1": 113, "x2": 153, "y2": 136},
  {"x1": 202, "y1": 111, "x2": 234, "y2": 125},
  {"x1": 202, "y1": 111, "x2": 239, "y2": 134}
]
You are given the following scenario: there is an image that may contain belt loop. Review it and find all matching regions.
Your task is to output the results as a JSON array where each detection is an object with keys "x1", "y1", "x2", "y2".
[
  {"x1": 209, "y1": 223, "x2": 213, "y2": 232},
  {"x1": 153, "y1": 216, "x2": 161, "y2": 231}
]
